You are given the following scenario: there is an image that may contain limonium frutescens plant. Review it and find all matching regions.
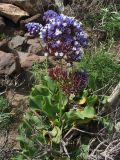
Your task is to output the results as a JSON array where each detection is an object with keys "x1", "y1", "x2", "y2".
[{"x1": 13, "y1": 10, "x2": 97, "y2": 159}]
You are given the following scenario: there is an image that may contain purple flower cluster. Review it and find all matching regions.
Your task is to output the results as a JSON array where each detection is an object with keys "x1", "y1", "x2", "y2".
[
  {"x1": 43, "y1": 10, "x2": 58, "y2": 22},
  {"x1": 62, "y1": 70, "x2": 88, "y2": 95},
  {"x1": 25, "y1": 10, "x2": 88, "y2": 63},
  {"x1": 25, "y1": 22, "x2": 42, "y2": 35},
  {"x1": 49, "y1": 66, "x2": 68, "y2": 81},
  {"x1": 49, "y1": 66, "x2": 88, "y2": 95},
  {"x1": 40, "y1": 10, "x2": 88, "y2": 62}
]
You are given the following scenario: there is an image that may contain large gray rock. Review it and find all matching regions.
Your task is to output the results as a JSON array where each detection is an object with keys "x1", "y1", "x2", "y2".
[
  {"x1": 8, "y1": 35, "x2": 27, "y2": 50},
  {"x1": 0, "y1": 0, "x2": 55, "y2": 15}
]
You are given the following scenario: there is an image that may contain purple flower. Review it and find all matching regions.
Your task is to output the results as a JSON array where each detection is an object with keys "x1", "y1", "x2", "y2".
[
  {"x1": 39, "y1": 10, "x2": 88, "y2": 62},
  {"x1": 49, "y1": 66, "x2": 88, "y2": 95},
  {"x1": 62, "y1": 70, "x2": 88, "y2": 95},
  {"x1": 25, "y1": 10, "x2": 88, "y2": 62},
  {"x1": 73, "y1": 70, "x2": 88, "y2": 90},
  {"x1": 68, "y1": 52, "x2": 81, "y2": 62},
  {"x1": 43, "y1": 10, "x2": 59, "y2": 22},
  {"x1": 25, "y1": 22, "x2": 42, "y2": 35},
  {"x1": 49, "y1": 66, "x2": 68, "y2": 81}
]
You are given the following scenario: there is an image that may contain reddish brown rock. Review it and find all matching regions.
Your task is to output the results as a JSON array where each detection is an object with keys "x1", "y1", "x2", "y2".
[
  {"x1": 27, "y1": 38, "x2": 40, "y2": 45},
  {"x1": 28, "y1": 43, "x2": 42, "y2": 55},
  {"x1": 20, "y1": 14, "x2": 41, "y2": 28},
  {"x1": 18, "y1": 52, "x2": 46, "y2": 68},
  {"x1": 0, "y1": 0, "x2": 55, "y2": 16},
  {"x1": 27, "y1": 38, "x2": 43, "y2": 55},
  {"x1": 0, "y1": 3, "x2": 29, "y2": 23},
  {"x1": 0, "y1": 39, "x2": 9, "y2": 51},
  {"x1": 0, "y1": 51, "x2": 17, "y2": 75}
]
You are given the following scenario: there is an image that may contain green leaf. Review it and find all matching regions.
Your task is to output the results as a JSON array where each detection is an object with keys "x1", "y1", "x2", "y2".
[
  {"x1": 65, "y1": 106, "x2": 96, "y2": 122},
  {"x1": 102, "y1": 96, "x2": 108, "y2": 104},
  {"x1": 61, "y1": 94, "x2": 68, "y2": 110},
  {"x1": 49, "y1": 126, "x2": 62, "y2": 144},
  {"x1": 43, "y1": 75, "x2": 58, "y2": 93},
  {"x1": 57, "y1": 90, "x2": 68, "y2": 110},
  {"x1": 98, "y1": 116, "x2": 114, "y2": 134},
  {"x1": 42, "y1": 96, "x2": 59, "y2": 118},
  {"x1": 16, "y1": 135, "x2": 25, "y2": 142},
  {"x1": 29, "y1": 95, "x2": 43, "y2": 110},
  {"x1": 65, "y1": 110, "x2": 85, "y2": 122},
  {"x1": 82, "y1": 106, "x2": 96, "y2": 118},
  {"x1": 11, "y1": 154, "x2": 24, "y2": 160},
  {"x1": 32, "y1": 132, "x2": 46, "y2": 144},
  {"x1": 31, "y1": 85, "x2": 49, "y2": 96},
  {"x1": 76, "y1": 144, "x2": 90, "y2": 160}
]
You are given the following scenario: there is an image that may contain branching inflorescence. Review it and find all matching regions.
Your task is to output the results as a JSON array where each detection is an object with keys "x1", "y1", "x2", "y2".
[
  {"x1": 25, "y1": 22, "x2": 42, "y2": 35},
  {"x1": 49, "y1": 66, "x2": 88, "y2": 95},
  {"x1": 26, "y1": 10, "x2": 88, "y2": 63}
]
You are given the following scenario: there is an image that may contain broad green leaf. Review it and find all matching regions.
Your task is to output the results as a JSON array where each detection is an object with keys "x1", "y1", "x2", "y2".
[
  {"x1": 42, "y1": 96, "x2": 59, "y2": 118},
  {"x1": 61, "y1": 93, "x2": 68, "y2": 110},
  {"x1": 102, "y1": 96, "x2": 108, "y2": 104},
  {"x1": 65, "y1": 106, "x2": 96, "y2": 122},
  {"x1": 31, "y1": 85, "x2": 49, "y2": 96},
  {"x1": 65, "y1": 110, "x2": 85, "y2": 122},
  {"x1": 32, "y1": 133, "x2": 46, "y2": 143},
  {"x1": 43, "y1": 75, "x2": 58, "y2": 93},
  {"x1": 56, "y1": 90, "x2": 68, "y2": 110},
  {"x1": 81, "y1": 106, "x2": 96, "y2": 118},
  {"x1": 49, "y1": 126, "x2": 61, "y2": 144},
  {"x1": 29, "y1": 95, "x2": 43, "y2": 110}
]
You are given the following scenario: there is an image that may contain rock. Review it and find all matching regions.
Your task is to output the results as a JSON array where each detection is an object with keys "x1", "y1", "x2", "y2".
[
  {"x1": 0, "y1": 3, "x2": 29, "y2": 23},
  {"x1": 28, "y1": 43, "x2": 42, "y2": 55},
  {"x1": 13, "y1": 29, "x2": 25, "y2": 37},
  {"x1": 0, "y1": 0, "x2": 55, "y2": 16},
  {"x1": 0, "y1": 39, "x2": 9, "y2": 51},
  {"x1": 18, "y1": 52, "x2": 46, "y2": 68},
  {"x1": 6, "y1": 90, "x2": 28, "y2": 109},
  {"x1": 0, "y1": 16, "x2": 6, "y2": 31},
  {"x1": 27, "y1": 38, "x2": 40, "y2": 45},
  {"x1": 8, "y1": 35, "x2": 27, "y2": 50},
  {"x1": 27, "y1": 38, "x2": 43, "y2": 55},
  {"x1": 20, "y1": 13, "x2": 41, "y2": 28},
  {"x1": 24, "y1": 32, "x2": 35, "y2": 38},
  {"x1": 0, "y1": 51, "x2": 17, "y2": 75}
]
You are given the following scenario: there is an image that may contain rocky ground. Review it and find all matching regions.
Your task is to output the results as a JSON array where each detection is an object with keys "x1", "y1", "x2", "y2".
[{"x1": 0, "y1": 0, "x2": 120, "y2": 159}]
